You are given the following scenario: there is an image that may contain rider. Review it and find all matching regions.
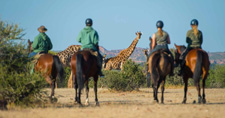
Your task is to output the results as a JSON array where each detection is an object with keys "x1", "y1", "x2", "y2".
[
  {"x1": 28, "y1": 25, "x2": 53, "y2": 74},
  {"x1": 76, "y1": 18, "x2": 104, "y2": 77},
  {"x1": 178, "y1": 19, "x2": 203, "y2": 75},
  {"x1": 148, "y1": 20, "x2": 174, "y2": 76}
]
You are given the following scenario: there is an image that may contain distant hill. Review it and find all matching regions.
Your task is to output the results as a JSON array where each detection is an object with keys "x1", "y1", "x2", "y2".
[
  {"x1": 99, "y1": 47, "x2": 225, "y2": 64},
  {"x1": 54, "y1": 46, "x2": 225, "y2": 64}
]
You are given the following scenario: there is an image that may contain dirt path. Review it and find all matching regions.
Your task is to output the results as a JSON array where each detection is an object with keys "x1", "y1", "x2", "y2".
[{"x1": 1, "y1": 88, "x2": 225, "y2": 118}]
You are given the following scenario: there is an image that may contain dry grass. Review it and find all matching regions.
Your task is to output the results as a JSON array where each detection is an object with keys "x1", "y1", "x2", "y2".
[{"x1": 0, "y1": 88, "x2": 225, "y2": 118}]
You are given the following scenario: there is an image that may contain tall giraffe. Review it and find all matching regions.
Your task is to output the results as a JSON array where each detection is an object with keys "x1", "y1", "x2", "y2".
[
  {"x1": 56, "y1": 45, "x2": 81, "y2": 67},
  {"x1": 103, "y1": 32, "x2": 142, "y2": 70},
  {"x1": 56, "y1": 45, "x2": 81, "y2": 88}
]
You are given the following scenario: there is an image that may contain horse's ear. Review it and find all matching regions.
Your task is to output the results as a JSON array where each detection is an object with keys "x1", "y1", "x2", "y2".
[
  {"x1": 28, "y1": 39, "x2": 30, "y2": 43},
  {"x1": 149, "y1": 37, "x2": 152, "y2": 41},
  {"x1": 103, "y1": 54, "x2": 107, "y2": 58},
  {"x1": 174, "y1": 44, "x2": 178, "y2": 48}
]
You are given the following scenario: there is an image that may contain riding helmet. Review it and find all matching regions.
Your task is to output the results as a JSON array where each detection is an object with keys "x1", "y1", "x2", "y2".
[
  {"x1": 85, "y1": 18, "x2": 93, "y2": 25},
  {"x1": 156, "y1": 20, "x2": 164, "y2": 28},
  {"x1": 190, "y1": 19, "x2": 198, "y2": 26}
]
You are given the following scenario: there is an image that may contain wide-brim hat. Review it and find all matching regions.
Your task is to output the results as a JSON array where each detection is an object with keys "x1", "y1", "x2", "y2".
[{"x1": 38, "y1": 25, "x2": 47, "y2": 32}]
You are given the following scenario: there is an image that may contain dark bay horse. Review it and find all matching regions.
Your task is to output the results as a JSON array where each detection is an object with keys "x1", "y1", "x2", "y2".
[
  {"x1": 28, "y1": 40, "x2": 64, "y2": 99},
  {"x1": 148, "y1": 49, "x2": 173, "y2": 103},
  {"x1": 174, "y1": 44, "x2": 210, "y2": 104},
  {"x1": 71, "y1": 50, "x2": 99, "y2": 106}
]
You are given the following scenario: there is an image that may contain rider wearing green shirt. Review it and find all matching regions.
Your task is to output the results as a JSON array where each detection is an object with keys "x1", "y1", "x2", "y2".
[
  {"x1": 28, "y1": 26, "x2": 53, "y2": 74},
  {"x1": 77, "y1": 18, "x2": 104, "y2": 76},
  {"x1": 148, "y1": 20, "x2": 174, "y2": 76}
]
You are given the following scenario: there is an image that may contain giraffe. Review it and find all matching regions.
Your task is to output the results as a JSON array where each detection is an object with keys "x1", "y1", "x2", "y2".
[
  {"x1": 103, "y1": 32, "x2": 142, "y2": 70},
  {"x1": 142, "y1": 49, "x2": 151, "y2": 87},
  {"x1": 56, "y1": 45, "x2": 81, "y2": 88},
  {"x1": 56, "y1": 45, "x2": 81, "y2": 67}
]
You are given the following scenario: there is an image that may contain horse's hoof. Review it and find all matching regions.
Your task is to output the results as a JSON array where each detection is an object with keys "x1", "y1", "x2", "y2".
[
  {"x1": 193, "y1": 100, "x2": 196, "y2": 104},
  {"x1": 96, "y1": 101, "x2": 100, "y2": 106},
  {"x1": 202, "y1": 99, "x2": 206, "y2": 104},
  {"x1": 182, "y1": 101, "x2": 186, "y2": 104},
  {"x1": 152, "y1": 100, "x2": 158, "y2": 104},
  {"x1": 49, "y1": 96, "x2": 58, "y2": 103},
  {"x1": 85, "y1": 102, "x2": 89, "y2": 106}
]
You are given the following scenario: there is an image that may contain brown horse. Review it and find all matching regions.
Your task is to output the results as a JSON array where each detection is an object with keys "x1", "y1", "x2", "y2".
[
  {"x1": 28, "y1": 40, "x2": 64, "y2": 99},
  {"x1": 35, "y1": 54, "x2": 64, "y2": 99},
  {"x1": 71, "y1": 50, "x2": 99, "y2": 106},
  {"x1": 148, "y1": 49, "x2": 174, "y2": 103},
  {"x1": 174, "y1": 44, "x2": 210, "y2": 104}
]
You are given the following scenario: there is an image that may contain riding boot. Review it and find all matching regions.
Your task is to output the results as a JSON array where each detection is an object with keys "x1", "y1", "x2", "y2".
[
  {"x1": 178, "y1": 59, "x2": 185, "y2": 76},
  {"x1": 97, "y1": 53, "x2": 104, "y2": 77}
]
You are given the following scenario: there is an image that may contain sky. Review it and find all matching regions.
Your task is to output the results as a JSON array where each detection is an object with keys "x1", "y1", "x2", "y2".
[{"x1": 0, "y1": 0, "x2": 225, "y2": 52}]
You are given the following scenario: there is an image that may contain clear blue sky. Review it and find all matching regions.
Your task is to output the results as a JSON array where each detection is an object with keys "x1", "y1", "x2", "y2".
[{"x1": 1, "y1": 0, "x2": 225, "y2": 52}]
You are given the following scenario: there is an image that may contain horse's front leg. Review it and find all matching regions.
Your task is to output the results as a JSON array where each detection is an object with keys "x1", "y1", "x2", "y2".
[
  {"x1": 182, "y1": 77, "x2": 188, "y2": 104},
  {"x1": 161, "y1": 80, "x2": 165, "y2": 104},
  {"x1": 195, "y1": 80, "x2": 202, "y2": 104},
  {"x1": 73, "y1": 74, "x2": 78, "y2": 103},
  {"x1": 85, "y1": 79, "x2": 89, "y2": 106},
  {"x1": 202, "y1": 79, "x2": 206, "y2": 104},
  {"x1": 51, "y1": 80, "x2": 56, "y2": 98},
  {"x1": 94, "y1": 76, "x2": 99, "y2": 106}
]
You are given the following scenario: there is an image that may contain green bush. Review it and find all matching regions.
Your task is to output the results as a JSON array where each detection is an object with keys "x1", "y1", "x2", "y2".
[
  {"x1": 206, "y1": 64, "x2": 225, "y2": 88},
  {"x1": 99, "y1": 59, "x2": 146, "y2": 91},
  {"x1": 0, "y1": 20, "x2": 46, "y2": 107}
]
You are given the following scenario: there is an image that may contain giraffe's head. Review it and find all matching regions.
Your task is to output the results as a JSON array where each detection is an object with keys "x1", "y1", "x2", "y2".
[
  {"x1": 135, "y1": 32, "x2": 143, "y2": 39},
  {"x1": 28, "y1": 39, "x2": 33, "y2": 53},
  {"x1": 102, "y1": 54, "x2": 107, "y2": 68},
  {"x1": 149, "y1": 37, "x2": 153, "y2": 51},
  {"x1": 142, "y1": 49, "x2": 148, "y2": 54}
]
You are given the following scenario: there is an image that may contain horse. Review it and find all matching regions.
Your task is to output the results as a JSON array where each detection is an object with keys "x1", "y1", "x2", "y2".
[
  {"x1": 174, "y1": 44, "x2": 210, "y2": 104},
  {"x1": 28, "y1": 40, "x2": 65, "y2": 100},
  {"x1": 71, "y1": 50, "x2": 99, "y2": 106},
  {"x1": 148, "y1": 49, "x2": 174, "y2": 103}
]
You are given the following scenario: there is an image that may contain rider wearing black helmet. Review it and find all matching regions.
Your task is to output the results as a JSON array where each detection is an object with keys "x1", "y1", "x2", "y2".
[
  {"x1": 148, "y1": 20, "x2": 174, "y2": 76},
  {"x1": 149, "y1": 20, "x2": 173, "y2": 58},
  {"x1": 178, "y1": 19, "x2": 203, "y2": 75},
  {"x1": 77, "y1": 18, "x2": 104, "y2": 76}
]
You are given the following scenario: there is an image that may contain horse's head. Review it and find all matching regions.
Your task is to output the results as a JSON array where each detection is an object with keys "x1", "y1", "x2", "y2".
[
  {"x1": 28, "y1": 39, "x2": 33, "y2": 53},
  {"x1": 174, "y1": 44, "x2": 186, "y2": 65},
  {"x1": 149, "y1": 37, "x2": 153, "y2": 51},
  {"x1": 135, "y1": 31, "x2": 143, "y2": 39},
  {"x1": 102, "y1": 54, "x2": 107, "y2": 69}
]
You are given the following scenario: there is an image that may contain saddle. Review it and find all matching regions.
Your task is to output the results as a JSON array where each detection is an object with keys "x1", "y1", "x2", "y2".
[
  {"x1": 159, "y1": 49, "x2": 171, "y2": 57},
  {"x1": 32, "y1": 52, "x2": 47, "y2": 64},
  {"x1": 82, "y1": 49, "x2": 98, "y2": 57}
]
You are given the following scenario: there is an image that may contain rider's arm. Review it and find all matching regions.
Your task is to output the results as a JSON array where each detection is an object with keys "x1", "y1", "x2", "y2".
[
  {"x1": 93, "y1": 31, "x2": 99, "y2": 45},
  {"x1": 47, "y1": 37, "x2": 53, "y2": 50},
  {"x1": 32, "y1": 36, "x2": 39, "y2": 50},
  {"x1": 152, "y1": 33, "x2": 156, "y2": 49},
  {"x1": 76, "y1": 31, "x2": 82, "y2": 43},
  {"x1": 167, "y1": 34, "x2": 171, "y2": 44},
  {"x1": 200, "y1": 31, "x2": 203, "y2": 45}
]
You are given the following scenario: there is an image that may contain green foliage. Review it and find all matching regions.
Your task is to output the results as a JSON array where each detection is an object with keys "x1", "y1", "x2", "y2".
[
  {"x1": 0, "y1": 20, "x2": 46, "y2": 106},
  {"x1": 99, "y1": 59, "x2": 146, "y2": 91},
  {"x1": 206, "y1": 64, "x2": 225, "y2": 88}
]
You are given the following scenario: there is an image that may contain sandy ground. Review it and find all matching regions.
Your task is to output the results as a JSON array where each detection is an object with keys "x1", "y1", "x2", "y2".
[{"x1": 0, "y1": 88, "x2": 225, "y2": 118}]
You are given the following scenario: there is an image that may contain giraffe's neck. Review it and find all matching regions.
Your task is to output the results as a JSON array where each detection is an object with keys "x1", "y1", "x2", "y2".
[{"x1": 118, "y1": 37, "x2": 139, "y2": 60}]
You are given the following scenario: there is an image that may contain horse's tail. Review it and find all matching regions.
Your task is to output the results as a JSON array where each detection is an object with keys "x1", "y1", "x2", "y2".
[
  {"x1": 52, "y1": 55, "x2": 65, "y2": 83},
  {"x1": 76, "y1": 53, "x2": 84, "y2": 90},
  {"x1": 193, "y1": 50, "x2": 203, "y2": 85},
  {"x1": 149, "y1": 52, "x2": 160, "y2": 86}
]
